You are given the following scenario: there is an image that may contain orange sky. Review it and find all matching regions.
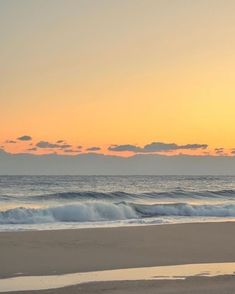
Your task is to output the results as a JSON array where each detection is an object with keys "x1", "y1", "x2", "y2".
[{"x1": 1, "y1": 1, "x2": 235, "y2": 156}]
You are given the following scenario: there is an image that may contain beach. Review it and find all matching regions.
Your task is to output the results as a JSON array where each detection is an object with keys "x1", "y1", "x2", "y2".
[
  {"x1": 1, "y1": 222, "x2": 235, "y2": 293},
  {"x1": 2, "y1": 0, "x2": 235, "y2": 291}
]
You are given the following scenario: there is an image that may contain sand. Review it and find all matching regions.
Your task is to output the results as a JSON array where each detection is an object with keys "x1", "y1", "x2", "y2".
[
  {"x1": 6, "y1": 277, "x2": 235, "y2": 294},
  {"x1": 1, "y1": 222, "x2": 235, "y2": 293}
]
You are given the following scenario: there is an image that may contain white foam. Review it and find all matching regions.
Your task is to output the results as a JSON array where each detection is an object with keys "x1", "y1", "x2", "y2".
[
  {"x1": 2, "y1": 202, "x2": 235, "y2": 225},
  {"x1": 0, "y1": 202, "x2": 137, "y2": 224}
]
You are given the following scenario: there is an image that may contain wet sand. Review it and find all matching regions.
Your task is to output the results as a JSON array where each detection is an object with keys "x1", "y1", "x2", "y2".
[
  {"x1": 6, "y1": 276, "x2": 235, "y2": 294},
  {"x1": 1, "y1": 222, "x2": 235, "y2": 293}
]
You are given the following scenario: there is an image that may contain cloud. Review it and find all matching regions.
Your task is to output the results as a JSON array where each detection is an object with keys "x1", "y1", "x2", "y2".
[
  {"x1": 36, "y1": 141, "x2": 60, "y2": 148},
  {"x1": 179, "y1": 144, "x2": 208, "y2": 150},
  {"x1": 36, "y1": 141, "x2": 71, "y2": 149},
  {"x1": 143, "y1": 142, "x2": 179, "y2": 152},
  {"x1": 215, "y1": 148, "x2": 224, "y2": 154},
  {"x1": 5, "y1": 140, "x2": 17, "y2": 144},
  {"x1": 108, "y1": 142, "x2": 208, "y2": 153},
  {"x1": 144, "y1": 142, "x2": 208, "y2": 152},
  {"x1": 77, "y1": 145, "x2": 83, "y2": 149},
  {"x1": 27, "y1": 147, "x2": 37, "y2": 151},
  {"x1": 56, "y1": 140, "x2": 65, "y2": 144},
  {"x1": 63, "y1": 149, "x2": 81, "y2": 153},
  {"x1": 86, "y1": 147, "x2": 101, "y2": 151},
  {"x1": 17, "y1": 135, "x2": 32, "y2": 141},
  {"x1": 108, "y1": 144, "x2": 142, "y2": 152},
  {"x1": 2, "y1": 152, "x2": 235, "y2": 175},
  {"x1": 59, "y1": 144, "x2": 72, "y2": 149}
]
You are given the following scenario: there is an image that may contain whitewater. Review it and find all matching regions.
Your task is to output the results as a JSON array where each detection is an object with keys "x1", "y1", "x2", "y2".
[{"x1": 0, "y1": 175, "x2": 235, "y2": 231}]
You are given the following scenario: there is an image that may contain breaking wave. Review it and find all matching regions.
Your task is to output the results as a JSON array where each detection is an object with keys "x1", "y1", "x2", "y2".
[
  {"x1": 1, "y1": 201, "x2": 235, "y2": 224},
  {"x1": 0, "y1": 202, "x2": 137, "y2": 224}
]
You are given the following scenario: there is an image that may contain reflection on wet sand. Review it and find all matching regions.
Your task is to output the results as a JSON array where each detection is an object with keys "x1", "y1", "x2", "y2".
[{"x1": 0, "y1": 262, "x2": 235, "y2": 292}]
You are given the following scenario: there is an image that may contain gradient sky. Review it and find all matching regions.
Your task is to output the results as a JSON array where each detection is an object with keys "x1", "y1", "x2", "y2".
[{"x1": 1, "y1": 0, "x2": 235, "y2": 156}]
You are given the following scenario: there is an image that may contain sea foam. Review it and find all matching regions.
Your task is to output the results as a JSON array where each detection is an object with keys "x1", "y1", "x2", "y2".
[{"x1": 1, "y1": 201, "x2": 235, "y2": 224}]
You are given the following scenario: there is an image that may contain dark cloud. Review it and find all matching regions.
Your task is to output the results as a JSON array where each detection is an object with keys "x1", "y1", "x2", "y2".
[
  {"x1": 36, "y1": 141, "x2": 60, "y2": 148},
  {"x1": 17, "y1": 135, "x2": 32, "y2": 141},
  {"x1": 59, "y1": 144, "x2": 72, "y2": 149},
  {"x1": 36, "y1": 141, "x2": 71, "y2": 149},
  {"x1": 63, "y1": 149, "x2": 81, "y2": 153},
  {"x1": 215, "y1": 148, "x2": 224, "y2": 154},
  {"x1": 109, "y1": 142, "x2": 208, "y2": 153},
  {"x1": 180, "y1": 144, "x2": 208, "y2": 150},
  {"x1": 56, "y1": 140, "x2": 65, "y2": 144},
  {"x1": 2, "y1": 152, "x2": 235, "y2": 175},
  {"x1": 77, "y1": 145, "x2": 83, "y2": 149},
  {"x1": 86, "y1": 147, "x2": 101, "y2": 151},
  {"x1": 27, "y1": 147, "x2": 37, "y2": 151},
  {"x1": 108, "y1": 144, "x2": 142, "y2": 152},
  {"x1": 144, "y1": 142, "x2": 208, "y2": 152},
  {"x1": 144, "y1": 142, "x2": 178, "y2": 152},
  {"x1": 5, "y1": 140, "x2": 17, "y2": 144}
]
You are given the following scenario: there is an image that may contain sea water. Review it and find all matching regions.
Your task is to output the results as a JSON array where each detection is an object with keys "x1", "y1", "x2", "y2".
[{"x1": 0, "y1": 175, "x2": 235, "y2": 231}]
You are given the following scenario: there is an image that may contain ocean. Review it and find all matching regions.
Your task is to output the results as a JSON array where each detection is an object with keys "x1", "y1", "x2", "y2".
[{"x1": 0, "y1": 175, "x2": 235, "y2": 231}]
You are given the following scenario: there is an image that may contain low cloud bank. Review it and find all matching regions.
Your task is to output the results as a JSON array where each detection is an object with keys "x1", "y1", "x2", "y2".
[
  {"x1": 0, "y1": 150, "x2": 235, "y2": 175},
  {"x1": 109, "y1": 142, "x2": 208, "y2": 153}
]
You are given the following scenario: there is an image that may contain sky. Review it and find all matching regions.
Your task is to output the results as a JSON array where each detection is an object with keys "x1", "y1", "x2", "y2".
[{"x1": 1, "y1": 0, "x2": 235, "y2": 157}]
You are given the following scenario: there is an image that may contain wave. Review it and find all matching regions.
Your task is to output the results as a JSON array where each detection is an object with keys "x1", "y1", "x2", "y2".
[
  {"x1": 142, "y1": 189, "x2": 235, "y2": 199},
  {"x1": 0, "y1": 202, "x2": 137, "y2": 224},
  {"x1": 5, "y1": 188, "x2": 234, "y2": 202},
  {"x1": 1, "y1": 201, "x2": 235, "y2": 224},
  {"x1": 133, "y1": 203, "x2": 235, "y2": 217},
  {"x1": 31, "y1": 191, "x2": 134, "y2": 201}
]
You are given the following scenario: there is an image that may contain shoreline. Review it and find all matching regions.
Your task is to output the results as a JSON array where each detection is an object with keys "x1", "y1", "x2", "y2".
[{"x1": 1, "y1": 218, "x2": 235, "y2": 233}]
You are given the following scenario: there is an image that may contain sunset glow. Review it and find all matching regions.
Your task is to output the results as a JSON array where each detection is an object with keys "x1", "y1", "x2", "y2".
[{"x1": 1, "y1": 0, "x2": 235, "y2": 156}]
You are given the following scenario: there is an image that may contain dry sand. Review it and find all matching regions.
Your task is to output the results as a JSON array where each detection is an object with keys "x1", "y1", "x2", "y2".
[{"x1": 1, "y1": 222, "x2": 235, "y2": 293}]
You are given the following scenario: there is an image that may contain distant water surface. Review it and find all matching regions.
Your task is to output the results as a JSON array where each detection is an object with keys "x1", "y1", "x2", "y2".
[{"x1": 0, "y1": 176, "x2": 235, "y2": 231}]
